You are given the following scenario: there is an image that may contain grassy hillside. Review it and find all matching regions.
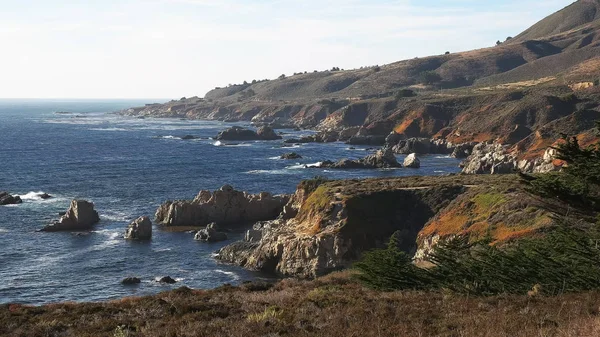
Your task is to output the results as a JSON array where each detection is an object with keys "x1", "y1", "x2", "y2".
[{"x1": 4, "y1": 271, "x2": 600, "y2": 337}]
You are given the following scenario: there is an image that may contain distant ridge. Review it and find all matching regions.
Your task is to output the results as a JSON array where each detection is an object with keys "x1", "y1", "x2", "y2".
[{"x1": 512, "y1": 0, "x2": 600, "y2": 42}]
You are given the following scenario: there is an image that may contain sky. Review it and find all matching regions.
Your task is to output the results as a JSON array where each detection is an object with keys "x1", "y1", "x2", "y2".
[{"x1": 0, "y1": 0, "x2": 575, "y2": 99}]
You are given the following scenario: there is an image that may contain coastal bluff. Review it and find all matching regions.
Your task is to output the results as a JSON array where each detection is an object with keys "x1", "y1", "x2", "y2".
[{"x1": 217, "y1": 174, "x2": 572, "y2": 278}]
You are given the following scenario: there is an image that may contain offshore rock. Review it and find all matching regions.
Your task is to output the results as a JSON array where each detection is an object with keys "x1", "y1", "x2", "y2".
[
  {"x1": 403, "y1": 153, "x2": 421, "y2": 168},
  {"x1": 124, "y1": 216, "x2": 153, "y2": 241},
  {"x1": 41, "y1": 200, "x2": 100, "y2": 232},
  {"x1": 155, "y1": 185, "x2": 289, "y2": 227},
  {"x1": 194, "y1": 223, "x2": 228, "y2": 242},
  {"x1": 318, "y1": 147, "x2": 401, "y2": 169},
  {"x1": 280, "y1": 152, "x2": 302, "y2": 160},
  {"x1": 256, "y1": 126, "x2": 282, "y2": 140},
  {"x1": 215, "y1": 126, "x2": 261, "y2": 141},
  {"x1": 0, "y1": 192, "x2": 22, "y2": 205}
]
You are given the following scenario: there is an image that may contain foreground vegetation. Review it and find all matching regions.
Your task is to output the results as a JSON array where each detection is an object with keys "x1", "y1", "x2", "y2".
[{"x1": 3, "y1": 271, "x2": 600, "y2": 337}]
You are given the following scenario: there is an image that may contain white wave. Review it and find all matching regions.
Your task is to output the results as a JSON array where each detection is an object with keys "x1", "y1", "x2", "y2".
[
  {"x1": 175, "y1": 278, "x2": 185, "y2": 282},
  {"x1": 16, "y1": 191, "x2": 46, "y2": 201},
  {"x1": 268, "y1": 156, "x2": 280, "y2": 160},
  {"x1": 434, "y1": 155, "x2": 451, "y2": 159},
  {"x1": 214, "y1": 269, "x2": 241, "y2": 281},
  {"x1": 286, "y1": 162, "x2": 321, "y2": 169},
  {"x1": 434, "y1": 170, "x2": 445, "y2": 173},
  {"x1": 153, "y1": 248, "x2": 172, "y2": 252},
  {"x1": 101, "y1": 211, "x2": 131, "y2": 222},
  {"x1": 89, "y1": 127, "x2": 130, "y2": 132},
  {"x1": 91, "y1": 231, "x2": 121, "y2": 251},
  {"x1": 245, "y1": 169, "x2": 291, "y2": 175},
  {"x1": 0, "y1": 228, "x2": 8, "y2": 233},
  {"x1": 214, "y1": 141, "x2": 252, "y2": 147}
]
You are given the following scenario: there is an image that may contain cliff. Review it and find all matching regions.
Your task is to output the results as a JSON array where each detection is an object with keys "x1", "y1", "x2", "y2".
[{"x1": 216, "y1": 174, "x2": 587, "y2": 277}]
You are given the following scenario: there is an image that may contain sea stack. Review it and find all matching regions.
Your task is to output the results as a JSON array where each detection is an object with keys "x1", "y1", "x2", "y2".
[
  {"x1": 41, "y1": 200, "x2": 100, "y2": 232},
  {"x1": 124, "y1": 216, "x2": 153, "y2": 240}
]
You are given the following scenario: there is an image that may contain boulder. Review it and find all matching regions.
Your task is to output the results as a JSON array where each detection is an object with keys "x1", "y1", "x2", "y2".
[
  {"x1": 194, "y1": 222, "x2": 228, "y2": 242},
  {"x1": 360, "y1": 147, "x2": 402, "y2": 168},
  {"x1": 403, "y1": 153, "x2": 421, "y2": 168},
  {"x1": 0, "y1": 192, "x2": 22, "y2": 205},
  {"x1": 155, "y1": 186, "x2": 290, "y2": 227},
  {"x1": 393, "y1": 138, "x2": 432, "y2": 154},
  {"x1": 256, "y1": 126, "x2": 282, "y2": 140},
  {"x1": 181, "y1": 135, "x2": 198, "y2": 140},
  {"x1": 280, "y1": 152, "x2": 302, "y2": 160},
  {"x1": 41, "y1": 200, "x2": 100, "y2": 232},
  {"x1": 124, "y1": 216, "x2": 153, "y2": 241},
  {"x1": 158, "y1": 276, "x2": 177, "y2": 284},
  {"x1": 121, "y1": 277, "x2": 141, "y2": 285},
  {"x1": 215, "y1": 126, "x2": 260, "y2": 141}
]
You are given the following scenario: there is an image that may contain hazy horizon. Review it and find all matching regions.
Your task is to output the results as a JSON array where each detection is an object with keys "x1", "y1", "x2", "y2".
[{"x1": 1, "y1": 0, "x2": 574, "y2": 99}]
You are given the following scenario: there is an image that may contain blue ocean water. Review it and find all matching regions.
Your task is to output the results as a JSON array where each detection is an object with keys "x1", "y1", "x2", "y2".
[{"x1": 0, "y1": 99, "x2": 461, "y2": 305}]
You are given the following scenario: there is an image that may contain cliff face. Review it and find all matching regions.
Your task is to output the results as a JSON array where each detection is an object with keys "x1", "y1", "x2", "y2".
[{"x1": 216, "y1": 175, "x2": 576, "y2": 278}]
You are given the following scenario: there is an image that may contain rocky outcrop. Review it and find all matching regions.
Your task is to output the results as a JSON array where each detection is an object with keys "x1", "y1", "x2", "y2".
[
  {"x1": 215, "y1": 126, "x2": 281, "y2": 141},
  {"x1": 317, "y1": 147, "x2": 401, "y2": 169},
  {"x1": 280, "y1": 152, "x2": 302, "y2": 160},
  {"x1": 121, "y1": 277, "x2": 141, "y2": 285},
  {"x1": 385, "y1": 133, "x2": 476, "y2": 157},
  {"x1": 41, "y1": 200, "x2": 100, "y2": 232},
  {"x1": 403, "y1": 153, "x2": 421, "y2": 168},
  {"x1": 284, "y1": 131, "x2": 338, "y2": 144},
  {"x1": 124, "y1": 216, "x2": 153, "y2": 241},
  {"x1": 346, "y1": 135, "x2": 386, "y2": 146},
  {"x1": 194, "y1": 223, "x2": 228, "y2": 242},
  {"x1": 256, "y1": 126, "x2": 282, "y2": 140},
  {"x1": 461, "y1": 143, "x2": 561, "y2": 174},
  {"x1": 0, "y1": 192, "x2": 22, "y2": 205},
  {"x1": 217, "y1": 177, "x2": 467, "y2": 278},
  {"x1": 158, "y1": 276, "x2": 177, "y2": 284},
  {"x1": 155, "y1": 185, "x2": 289, "y2": 227}
]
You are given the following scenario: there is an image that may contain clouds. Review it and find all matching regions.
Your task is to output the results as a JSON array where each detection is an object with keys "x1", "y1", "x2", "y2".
[{"x1": 0, "y1": 0, "x2": 574, "y2": 98}]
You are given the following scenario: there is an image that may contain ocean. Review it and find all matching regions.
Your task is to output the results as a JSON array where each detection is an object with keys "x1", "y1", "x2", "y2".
[{"x1": 0, "y1": 99, "x2": 461, "y2": 305}]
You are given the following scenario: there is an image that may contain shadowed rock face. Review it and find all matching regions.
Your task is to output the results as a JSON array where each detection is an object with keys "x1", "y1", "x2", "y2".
[
  {"x1": 41, "y1": 200, "x2": 100, "y2": 232},
  {"x1": 155, "y1": 185, "x2": 290, "y2": 227},
  {"x1": 0, "y1": 192, "x2": 22, "y2": 205},
  {"x1": 215, "y1": 126, "x2": 282, "y2": 141},
  {"x1": 217, "y1": 177, "x2": 467, "y2": 278},
  {"x1": 124, "y1": 216, "x2": 153, "y2": 241},
  {"x1": 318, "y1": 147, "x2": 402, "y2": 169}
]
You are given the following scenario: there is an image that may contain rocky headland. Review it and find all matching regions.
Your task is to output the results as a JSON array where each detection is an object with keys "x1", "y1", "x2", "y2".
[{"x1": 215, "y1": 174, "x2": 581, "y2": 278}]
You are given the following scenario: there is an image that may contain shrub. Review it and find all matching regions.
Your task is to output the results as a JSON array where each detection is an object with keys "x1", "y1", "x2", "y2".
[
  {"x1": 395, "y1": 89, "x2": 416, "y2": 100},
  {"x1": 355, "y1": 221, "x2": 600, "y2": 295},
  {"x1": 419, "y1": 71, "x2": 442, "y2": 85},
  {"x1": 525, "y1": 120, "x2": 600, "y2": 210}
]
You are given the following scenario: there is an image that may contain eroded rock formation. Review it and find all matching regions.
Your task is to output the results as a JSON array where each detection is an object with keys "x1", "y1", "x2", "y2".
[
  {"x1": 155, "y1": 185, "x2": 289, "y2": 227},
  {"x1": 317, "y1": 147, "x2": 401, "y2": 169},
  {"x1": 124, "y1": 216, "x2": 153, "y2": 241},
  {"x1": 41, "y1": 200, "x2": 100, "y2": 232}
]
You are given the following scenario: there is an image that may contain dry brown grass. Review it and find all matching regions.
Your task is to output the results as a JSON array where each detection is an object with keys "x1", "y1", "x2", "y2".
[{"x1": 3, "y1": 271, "x2": 600, "y2": 337}]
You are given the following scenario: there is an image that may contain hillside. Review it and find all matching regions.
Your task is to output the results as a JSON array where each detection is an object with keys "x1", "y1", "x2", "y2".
[
  {"x1": 121, "y1": 0, "x2": 600, "y2": 160},
  {"x1": 4, "y1": 272, "x2": 600, "y2": 337}
]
